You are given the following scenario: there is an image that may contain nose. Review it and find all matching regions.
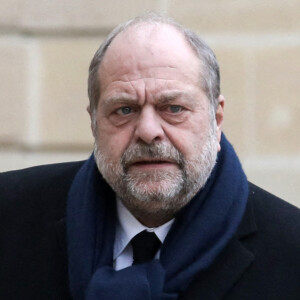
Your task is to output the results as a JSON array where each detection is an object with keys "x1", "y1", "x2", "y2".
[{"x1": 134, "y1": 107, "x2": 165, "y2": 144}]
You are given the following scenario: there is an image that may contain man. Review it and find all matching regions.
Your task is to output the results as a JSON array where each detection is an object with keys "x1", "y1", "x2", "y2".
[{"x1": 0, "y1": 14, "x2": 299, "y2": 300}]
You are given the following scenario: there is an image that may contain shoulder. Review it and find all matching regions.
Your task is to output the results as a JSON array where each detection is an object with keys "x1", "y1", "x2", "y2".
[
  {"x1": 0, "y1": 160, "x2": 84, "y2": 185},
  {"x1": 242, "y1": 182, "x2": 300, "y2": 270},
  {"x1": 226, "y1": 184, "x2": 300, "y2": 299},
  {"x1": 248, "y1": 182, "x2": 299, "y2": 213},
  {"x1": 0, "y1": 160, "x2": 84, "y2": 196},
  {"x1": 248, "y1": 182, "x2": 300, "y2": 240},
  {"x1": 0, "y1": 161, "x2": 83, "y2": 298},
  {"x1": 0, "y1": 160, "x2": 85, "y2": 222}
]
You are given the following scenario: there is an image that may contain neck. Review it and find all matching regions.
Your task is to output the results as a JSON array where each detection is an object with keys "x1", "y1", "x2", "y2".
[
  {"x1": 136, "y1": 212, "x2": 174, "y2": 228},
  {"x1": 121, "y1": 200, "x2": 177, "y2": 228}
]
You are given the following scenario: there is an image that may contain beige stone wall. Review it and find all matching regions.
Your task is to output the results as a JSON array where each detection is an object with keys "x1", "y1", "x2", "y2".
[{"x1": 1, "y1": 0, "x2": 299, "y2": 207}]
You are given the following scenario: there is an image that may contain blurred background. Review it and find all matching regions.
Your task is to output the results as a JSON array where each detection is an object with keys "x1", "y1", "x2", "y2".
[{"x1": 1, "y1": 0, "x2": 299, "y2": 207}]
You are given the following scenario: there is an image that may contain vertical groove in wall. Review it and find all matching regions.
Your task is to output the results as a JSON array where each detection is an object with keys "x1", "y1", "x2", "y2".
[
  {"x1": 243, "y1": 48, "x2": 257, "y2": 157},
  {"x1": 26, "y1": 38, "x2": 41, "y2": 148}
]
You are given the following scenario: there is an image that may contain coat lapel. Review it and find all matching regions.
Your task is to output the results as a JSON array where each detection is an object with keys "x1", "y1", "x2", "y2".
[{"x1": 179, "y1": 194, "x2": 257, "y2": 300}]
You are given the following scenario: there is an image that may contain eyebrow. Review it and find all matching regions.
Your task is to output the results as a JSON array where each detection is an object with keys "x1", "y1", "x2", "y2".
[
  {"x1": 102, "y1": 94, "x2": 138, "y2": 106},
  {"x1": 156, "y1": 91, "x2": 195, "y2": 104},
  {"x1": 102, "y1": 91, "x2": 196, "y2": 106}
]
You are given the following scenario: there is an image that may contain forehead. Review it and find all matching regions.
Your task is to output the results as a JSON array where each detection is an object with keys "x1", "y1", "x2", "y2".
[{"x1": 98, "y1": 23, "x2": 201, "y2": 88}]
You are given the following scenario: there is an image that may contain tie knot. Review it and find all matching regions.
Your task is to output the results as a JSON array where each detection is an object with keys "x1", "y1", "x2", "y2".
[{"x1": 130, "y1": 230, "x2": 161, "y2": 265}]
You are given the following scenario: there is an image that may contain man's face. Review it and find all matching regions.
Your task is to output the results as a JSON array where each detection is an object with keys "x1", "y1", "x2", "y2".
[{"x1": 90, "y1": 24, "x2": 223, "y2": 221}]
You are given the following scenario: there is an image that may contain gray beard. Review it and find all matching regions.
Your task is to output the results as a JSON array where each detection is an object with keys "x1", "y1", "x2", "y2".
[{"x1": 94, "y1": 125, "x2": 219, "y2": 217}]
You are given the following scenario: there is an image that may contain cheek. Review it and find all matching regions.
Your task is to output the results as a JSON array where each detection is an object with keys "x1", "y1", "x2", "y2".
[
  {"x1": 163, "y1": 118, "x2": 209, "y2": 158},
  {"x1": 163, "y1": 128, "x2": 195, "y2": 159},
  {"x1": 95, "y1": 120, "x2": 134, "y2": 161}
]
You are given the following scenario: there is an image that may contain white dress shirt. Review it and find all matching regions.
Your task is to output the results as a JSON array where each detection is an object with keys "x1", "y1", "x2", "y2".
[{"x1": 113, "y1": 199, "x2": 174, "y2": 270}]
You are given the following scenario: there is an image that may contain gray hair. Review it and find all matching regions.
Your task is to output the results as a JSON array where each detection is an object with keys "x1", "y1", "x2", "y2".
[{"x1": 88, "y1": 13, "x2": 220, "y2": 113}]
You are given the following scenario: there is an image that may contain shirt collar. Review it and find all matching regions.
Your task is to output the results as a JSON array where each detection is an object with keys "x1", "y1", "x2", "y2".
[{"x1": 114, "y1": 198, "x2": 174, "y2": 260}]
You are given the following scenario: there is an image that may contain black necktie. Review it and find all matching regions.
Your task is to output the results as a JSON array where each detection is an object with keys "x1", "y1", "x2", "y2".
[{"x1": 130, "y1": 230, "x2": 161, "y2": 265}]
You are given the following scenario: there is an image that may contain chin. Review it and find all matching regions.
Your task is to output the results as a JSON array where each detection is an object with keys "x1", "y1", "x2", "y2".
[{"x1": 122, "y1": 192, "x2": 189, "y2": 219}]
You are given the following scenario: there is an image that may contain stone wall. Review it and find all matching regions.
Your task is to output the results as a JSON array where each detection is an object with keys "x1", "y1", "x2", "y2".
[{"x1": 1, "y1": 0, "x2": 299, "y2": 207}]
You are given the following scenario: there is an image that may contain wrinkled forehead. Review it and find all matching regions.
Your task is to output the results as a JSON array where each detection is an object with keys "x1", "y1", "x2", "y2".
[{"x1": 98, "y1": 23, "x2": 201, "y2": 84}]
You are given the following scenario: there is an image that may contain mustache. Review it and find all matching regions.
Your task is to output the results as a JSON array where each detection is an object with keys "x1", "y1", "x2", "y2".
[{"x1": 121, "y1": 142, "x2": 184, "y2": 170}]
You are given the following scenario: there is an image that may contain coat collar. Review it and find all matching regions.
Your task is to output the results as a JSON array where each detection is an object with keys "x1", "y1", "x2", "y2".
[{"x1": 179, "y1": 187, "x2": 258, "y2": 299}]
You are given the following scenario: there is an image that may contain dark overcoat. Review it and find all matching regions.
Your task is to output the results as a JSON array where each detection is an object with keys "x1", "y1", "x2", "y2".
[{"x1": 0, "y1": 162, "x2": 299, "y2": 299}]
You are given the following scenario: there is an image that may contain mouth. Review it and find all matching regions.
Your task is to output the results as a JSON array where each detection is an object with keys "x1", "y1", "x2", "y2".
[{"x1": 126, "y1": 158, "x2": 178, "y2": 171}]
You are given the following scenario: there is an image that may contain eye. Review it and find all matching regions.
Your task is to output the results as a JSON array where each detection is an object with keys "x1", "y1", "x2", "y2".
[
  {"x1": 168, "y1": 105, "x2": 183, "y2": 113},
  {"x1": 116, "y1": 106, "x2": 132, "y2": 115}
]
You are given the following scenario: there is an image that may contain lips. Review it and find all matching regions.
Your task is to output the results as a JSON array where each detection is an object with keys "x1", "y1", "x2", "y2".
[
  {"x1": 131, "y1": 158, "x2": 175, "y2": 164},
  {"x1": 125, "y1": 158, "x2": 178, "y2": 171}
]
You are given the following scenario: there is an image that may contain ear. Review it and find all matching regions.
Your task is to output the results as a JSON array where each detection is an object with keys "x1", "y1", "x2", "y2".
[
  {"x1": 215, "y1": 95, "x2": 225, "y2": 151},
  {"x1": 87, "y1": 105, "x2": 96, "y2": 138}
]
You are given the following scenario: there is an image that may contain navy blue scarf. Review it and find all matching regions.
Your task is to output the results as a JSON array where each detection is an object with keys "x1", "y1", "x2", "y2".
[{"x1": 67, "y1": 135, "x2": 248, "y2": 299}]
